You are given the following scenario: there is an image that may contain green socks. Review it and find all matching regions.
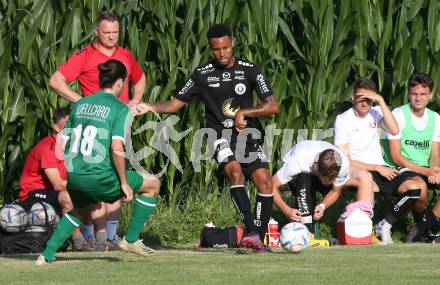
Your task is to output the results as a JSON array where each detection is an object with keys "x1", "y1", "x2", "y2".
[
  {"x1": 125, "y1": 196, "x2": 157, "y2": 243},
  {"x1": 43, "y1": 212, "x2": 80, "y2": 262}
]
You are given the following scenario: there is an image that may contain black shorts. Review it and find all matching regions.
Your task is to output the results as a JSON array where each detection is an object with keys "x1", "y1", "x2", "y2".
[
  {"x1": 371, "y1": 168, "x2": 420, "y2": 197},
  {"x1": 214, "y1": 138, "x2": 269, "y2": 177},
  {"x1": 20, "y1": 189, "x2": 61, "y2": 213}
]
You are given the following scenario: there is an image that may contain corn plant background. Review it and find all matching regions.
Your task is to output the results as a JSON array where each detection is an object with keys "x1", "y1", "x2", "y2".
[{"x1": 1, "y1": 0, "x2": 439, "y2": 244}]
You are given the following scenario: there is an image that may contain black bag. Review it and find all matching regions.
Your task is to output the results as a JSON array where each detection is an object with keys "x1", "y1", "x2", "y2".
[
  {"x1": 0, "y1": 231, "x2": 50, "y2": 254},
  {"x1": 199, "y1": 225, "x2": 244, "y2": 248},
  {"x1": 0, "y1": 202, "x2": 67, "y2": 254}
]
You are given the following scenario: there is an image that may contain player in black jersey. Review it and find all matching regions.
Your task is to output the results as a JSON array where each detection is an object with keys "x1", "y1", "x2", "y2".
[{"x1": 135, "y1": 24, "x2": 279, "y2": 251}]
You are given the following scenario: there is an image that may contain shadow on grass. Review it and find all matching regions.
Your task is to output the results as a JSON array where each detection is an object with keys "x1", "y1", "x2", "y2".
[{"x1": 0, "y1": 253, "x2": 123, "y2": 262}]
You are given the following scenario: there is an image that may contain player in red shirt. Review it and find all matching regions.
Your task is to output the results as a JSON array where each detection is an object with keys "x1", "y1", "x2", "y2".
[
  {"x1": 19, "y1": 108, "x2": 72, "y2": 215},
  {"x1": 48, "y1": 11, "x2": 145, "y2": 250}
]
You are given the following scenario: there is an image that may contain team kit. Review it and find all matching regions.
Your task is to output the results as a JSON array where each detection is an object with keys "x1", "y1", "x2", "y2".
[{"x1": 5, "y1": 13, "x2": 439, "y2": 264}]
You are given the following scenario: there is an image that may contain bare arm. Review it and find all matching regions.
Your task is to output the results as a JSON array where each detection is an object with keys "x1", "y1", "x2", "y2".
[
  {"x1": 336, "y1": 143, "x2": 398, "y2": 180},
  {"x1": 321, "y1": 186, "x2": 343, "y2": 210},
  {"x1": 48, "y1": 71, "x2": 82, "y2": 103},
  {"x1": 356, "y1": 90, "x2": 399, "y2": 135},
  {"x1": 235, "y1": 95, "x2": 279, "y2": 131},
  {"x1": 430, "y1": 142, "x2": 440, "y2": 167},
  {"x1": 43, "y1": 168, "x2": 67, "y2": 192},
  {"x1": 135, "y1": 97, "x2": 186, "y2": 115},
  {"x1": 129, "y1": 73, "x2": 146, "y2": 108},
  {"x1": 111, "y1": 139, "x2": 133, "y2": 201},
  {"x1": 272, "y1": 175, "x2": 302, "y2": 221}
]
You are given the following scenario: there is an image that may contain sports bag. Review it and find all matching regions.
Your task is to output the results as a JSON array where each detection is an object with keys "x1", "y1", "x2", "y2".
[
  {"x1": 0, "y1": 202, "x2": 67, "y2": 254},
  {"x1": 199, "y1": 225, "x2": 244, "y2": 248}
]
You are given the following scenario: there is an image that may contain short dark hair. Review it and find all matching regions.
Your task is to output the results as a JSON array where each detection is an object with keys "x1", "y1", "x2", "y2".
[
  {"x1": 354, "y1": 77, "x2": 376, "y2": 94},
  {"x1": 408, "y1": 73, "x2": 434, "y2": 92},
  {"x1": 97, "y1": 11, "x2": 119, "y2": 26},
  {"x1": 53, "y1": 107, "x2": 70, "y2": 124},
  {"x1": 98, "y1": 59, "x2": 127, "y2": 88},
  {"x1": 207, "y1": 24, "x2": 232, "y2": 40},
  {"x1": 317, "y1": 149, "x2": 342, "y2": 185}
]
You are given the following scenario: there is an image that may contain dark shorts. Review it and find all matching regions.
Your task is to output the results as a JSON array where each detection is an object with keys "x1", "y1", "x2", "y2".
[
  {"x1": 371, "y1": 168, "x2": 420, "y2": 197},
  {"x1": 20, "y1": 189, "x2": 61, "y2": 213},
  {"x1": 213, "y1": 138, "x2": 269, "y2": 177}
]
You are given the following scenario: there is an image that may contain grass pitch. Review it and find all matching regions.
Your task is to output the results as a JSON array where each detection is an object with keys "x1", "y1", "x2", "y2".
[{"x1": 0, "y1": 244, "x2": 439, "y2": 285}]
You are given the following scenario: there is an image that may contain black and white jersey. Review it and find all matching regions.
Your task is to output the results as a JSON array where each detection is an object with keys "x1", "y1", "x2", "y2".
[{"x1": 175, "y1": 58, "x2": 273, "y2": 135}]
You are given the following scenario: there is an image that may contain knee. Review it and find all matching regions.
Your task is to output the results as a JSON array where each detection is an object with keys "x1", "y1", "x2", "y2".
[
  {"x1": 228, "y1": 170, "x2": 244, "y2": 185},
  {"x1": 354, "y1": 170, "x2": 373, "y2": 187},
  {"x1": 257, "y1": 179, "x2": 272, "y2": 194},
  {"x1": 142, "y1": 177, "x2": 161, "y2": 196}
]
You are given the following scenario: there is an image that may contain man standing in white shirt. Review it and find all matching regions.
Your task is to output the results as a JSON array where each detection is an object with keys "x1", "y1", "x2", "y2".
[
  {"x1": 334, "y1": 77, "x2": 426, "y2": 244},
  {"x1": 271, "y1": 140, "x2": 375, "y2": 234}
]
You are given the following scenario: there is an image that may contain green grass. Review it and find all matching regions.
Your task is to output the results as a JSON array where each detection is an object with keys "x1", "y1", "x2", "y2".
[{"x1": 1, "y1": 244, "x2": 439, "y2": 285}]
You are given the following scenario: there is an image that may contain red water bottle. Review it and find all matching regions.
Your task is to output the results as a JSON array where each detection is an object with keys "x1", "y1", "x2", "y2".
[{"x1": 265, "y1": 218, "x2": 280, "y2": 248}]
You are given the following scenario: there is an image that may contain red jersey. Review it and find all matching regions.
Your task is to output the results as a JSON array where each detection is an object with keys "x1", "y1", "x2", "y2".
[
  {"x1": 19, "y1": 134, "x2": 67, "y2": 201},
  {"x1": 58, "y1": 43, "x2": 144, "y2": 104}
]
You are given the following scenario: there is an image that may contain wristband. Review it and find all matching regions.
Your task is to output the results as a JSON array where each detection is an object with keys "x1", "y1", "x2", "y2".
[{"x1": 317, "y1": 203, "x2": 326, "y2": 211}]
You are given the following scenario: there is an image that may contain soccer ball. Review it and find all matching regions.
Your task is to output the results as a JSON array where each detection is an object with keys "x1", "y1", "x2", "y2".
[
  {"x1": 280, "y1": 222, "x2": 310, "y2": 253},
  {"x1": 0, "y1": 204, "x2": 28, "y2": 232},
  {"x1": 28, "y1": 202, "x2": 58, "y2": 226}
]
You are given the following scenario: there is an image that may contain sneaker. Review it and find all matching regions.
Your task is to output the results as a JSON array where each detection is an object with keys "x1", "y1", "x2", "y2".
[
  {"x1": 119, "y1": 238, "x2": 155, "y2": 257},
  {"x1": 105, "y1": 239, "x2": 121, "y2": 251},
  {"x1": 81, "y1": 238, "x2": 97, "y2": 252},
  {"x1": 405, "y1": 224, "x2": 427, "y2": 243},
  {"x1": 35, "y1": 255, "x2": 49, "y2": 266},
  {"x1": 240, "y1": 232, "x2": 265, "y2": 252},
  {"x1": 432, "y1": 236, "x2": 440, "y2": 244},
  {"x1": 375, "y1": 220, "x2": 393, "y2": 245}
]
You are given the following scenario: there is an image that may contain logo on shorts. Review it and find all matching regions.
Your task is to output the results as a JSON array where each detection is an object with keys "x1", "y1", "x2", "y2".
[{"x1": 234, "y1": 83, "x2": 246, "y2": 95}]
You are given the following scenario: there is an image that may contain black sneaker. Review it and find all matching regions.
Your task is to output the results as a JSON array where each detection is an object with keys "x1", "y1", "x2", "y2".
[{"x1": 405, "y1": 224, "x2": 427, "y2": 243}]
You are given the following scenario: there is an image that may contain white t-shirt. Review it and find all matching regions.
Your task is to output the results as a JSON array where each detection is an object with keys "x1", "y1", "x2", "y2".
[
  {"x1": 276, "y1": 140, "x2": 350, "y2": 187},
  {"x1": 387, "y1": 107, "x2": 440, "y2": 142},
  {"x1": 334, "y1": 106, "x2": 385, "y2": 165}
]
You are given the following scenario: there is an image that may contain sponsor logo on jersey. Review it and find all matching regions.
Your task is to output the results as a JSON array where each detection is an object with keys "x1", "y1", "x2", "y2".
[
  {"x1": 178, "y1": 79, "x2": 194, "y2": 95},
  {"x1": 207, "y1": 76, "x2": 220, "y2": 82},
  {"x1": 222, "y1": 119, "x2": 234, "y2": 128},
  {"x1": 201, "y1": 68, "x2": 215, "y2": 74},
  {"x1": 238, "y1": 60, "x2": 253, "y2": 67},
  {"x1": 369, "y1": 121, "x2": 377, "y2": 128},
  {"x1": 404, "y1": 139, "x2": 430, "y2": 149},
  {"x1": 222, "y1": 98, "x2": 240, "y2": 118},
  {"x1": 234, "y1": 83, "x2": 246, "y2": 95},
  {"x1": 76, "y1": 103, "x2": 110, "y2": 119},
  {"x1": 235, "y1": 70, "x2": 244, "y2": 74},
  {"x1": 197, "y1": 64, "x2": 213, "y2": 71},
  {"x1": 222, "y1": 72, "x2": 231, "y2": 81},
  {"x1": 256, "y1": 74, "x2": 270, "y2": 93},
  {"x1": 234, "y1": 75, "x2": 245, "y2": 80},
  {"x1": 209, "y1": 83, "x2": 220, "y2": 88}
]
